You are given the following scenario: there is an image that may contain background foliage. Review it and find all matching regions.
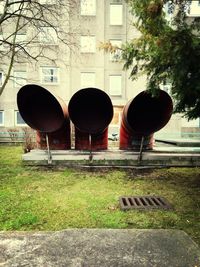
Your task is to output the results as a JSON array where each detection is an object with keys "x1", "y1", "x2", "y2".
[{"x1": 122, "y1": 0, "x2": 200, "y2": 119}]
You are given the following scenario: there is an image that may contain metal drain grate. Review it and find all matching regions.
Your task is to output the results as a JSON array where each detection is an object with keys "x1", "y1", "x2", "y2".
[{"x1": 119, "y1": 196, "x2": 172, "y2": 211}]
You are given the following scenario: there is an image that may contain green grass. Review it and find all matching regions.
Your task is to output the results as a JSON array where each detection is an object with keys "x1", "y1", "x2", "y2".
[{"x1": 0, "y1": 145, "x2": 200, "y2": 246}]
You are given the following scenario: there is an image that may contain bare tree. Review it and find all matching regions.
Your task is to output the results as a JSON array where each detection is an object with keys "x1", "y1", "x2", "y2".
[{"x1": 0, "y1": 0, "x2": 78, "y2": 96}]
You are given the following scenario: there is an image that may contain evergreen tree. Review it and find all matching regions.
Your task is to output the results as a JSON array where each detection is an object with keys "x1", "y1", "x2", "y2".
[{"x1": 122, "y1": 0, "x2": 200, "y2": 119}]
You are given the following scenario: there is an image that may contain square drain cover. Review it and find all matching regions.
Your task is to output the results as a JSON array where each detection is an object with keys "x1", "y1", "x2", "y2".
[{"x1": 119, "y1": 196, "x2": 172, "y2": 211}]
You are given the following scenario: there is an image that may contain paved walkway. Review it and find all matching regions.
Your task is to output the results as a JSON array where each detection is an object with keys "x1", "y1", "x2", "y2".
[{"x1": 0, "y1": 229, "x2": 200, "y2": 267}]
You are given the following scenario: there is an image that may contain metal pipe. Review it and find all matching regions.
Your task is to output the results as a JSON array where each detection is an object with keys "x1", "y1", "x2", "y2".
[
  {"x1": 69, "y1": 88, "x2": 113, "y2": 150},
  {"x1": 17, "y1": 84, "x2": 69, "y2": 133},
  {"x1": 74, "y1": 128, "x2": 109, "y2": 151},
  {"x1": 36, "y1": 120, "x2": 71, "y2": 150},
  {"x1": 120, "y1": 90, "x2": 173, "y2": 150},
  {"x1": 17, "y1": 84, "x2": 71, "y2": 150}
]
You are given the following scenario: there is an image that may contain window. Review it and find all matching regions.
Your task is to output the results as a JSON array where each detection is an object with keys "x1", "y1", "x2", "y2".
[
  {"x1": 160, "y1": 80, "x2": 172, "y2": 95},
  {"x1": 9, "y1": 0, "x2": 23, "y2": 12},
  {"x1": 0, "y1": 33, "x2": 5, "y2": 51},
  {"x1": 188, "y1": 1, "x2": 200, "y2": 16},
  {"x1": 109, "y1": 75, "x2": 122, "y2": 96},
  {"x1": 16, "y1": 33, "x2": 26, "y2": 44},
  {"x1": 81, "y1": 36, "x2": 96, "y2": 53},
  {"x1": 109, "y1": 40, "x2": 122, "y2": 61},
  {"x1": 0, "y1": 111, "x2": 4, "y2": 126},
  {"x1": 0, "y1": 2, "x2": 4, "y2": 14},
  {"x1": 81, "y1": 72, "x2": 96, "y2": 88},
  {"x1": 81, "y1": 0, "x2": 96, "y2": 16},
  {"x1": 41, "y1": 67, "x2": 59, "y2": 84},
  {"x1": 13, "y1": 71, "x2": 27, "y2": 88},
  {"x1": 15, "y1": 34, "x2": 26, "y2": 51},
  {"x1": 163, "y1": 2, "x2": 173, "y2": 23},
  {"x1": 110, "y1": 108, "x2": 121, "y2": 125},
  {"x1": 110, "y1": 4, "x2": 123, "y2": 25},
  {"x1": 0, "y1": 72, "x2": 3, "y2": 87},
  {"x1": 39, "y1": 27, "x2": 58, "y2": 45},
  {"x1": 109, "y1": 107, "x2": 123, "y2": 137},
  {"x1": 164, "y1": 2, "x2": 172, "y2": 15},
  {"x1": 39, "y1": 0, "x2": 55, "y2": 4},
  {"x1": 15, "y1": 111, "x2": 26, "y2": 126},
  {"x1": 163, "y1": 83, "x2": 171, "y2": 95}
]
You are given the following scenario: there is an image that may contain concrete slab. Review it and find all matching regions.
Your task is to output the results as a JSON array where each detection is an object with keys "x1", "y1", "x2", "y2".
[
  {"x1": 0, "y1": 229, "x2": 200, "y2": 267},
  {"x1": 156, "y1": 138, "x2": 200, "y2": 147},
  {"x1": 22, "y1": 149, "x2": 200, "y2": 167}
]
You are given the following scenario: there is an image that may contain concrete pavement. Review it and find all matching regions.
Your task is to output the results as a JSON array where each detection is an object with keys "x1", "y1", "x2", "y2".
[{"x1": 0, "y1": 229, "x2": 200, "y2": 267}]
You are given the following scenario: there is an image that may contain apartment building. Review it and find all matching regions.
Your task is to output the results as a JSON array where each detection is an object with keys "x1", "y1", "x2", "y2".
[{"x1": 0, "y1": 0, "x2": 199, "y2": 139}]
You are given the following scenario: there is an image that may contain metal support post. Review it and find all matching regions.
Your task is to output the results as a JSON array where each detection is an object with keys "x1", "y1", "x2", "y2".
[
  {"x1": 138, "y1": 136, "x2": 144, "y2": 163},
  {"x1": 89, "y1": 134, "x2": 93, "y2": 162},
  {"x1": 46, "y1": 134, "x2": 52, "y2": 164}
]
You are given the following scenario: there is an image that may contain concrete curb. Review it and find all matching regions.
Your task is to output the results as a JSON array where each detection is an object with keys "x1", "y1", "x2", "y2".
[{"x1": 0, "y1": 229, "x2": 200, "y2": 266}]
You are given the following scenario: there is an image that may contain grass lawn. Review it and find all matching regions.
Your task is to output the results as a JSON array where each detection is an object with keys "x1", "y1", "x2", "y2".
[{"x1": 0, "y1": 145, "x2": 200, "y2": 246}]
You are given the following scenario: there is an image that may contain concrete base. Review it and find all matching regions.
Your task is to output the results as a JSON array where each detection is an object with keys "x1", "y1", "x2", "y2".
[
  {"x1": 22, "y1": 148, "x2": 200, "y2": 167},
  {"x1": 156, "y1": 138, "x2": 200, "y2": 147},
  {"x1": 0, "y1": 229, "x2": 200, "y2": 267}
]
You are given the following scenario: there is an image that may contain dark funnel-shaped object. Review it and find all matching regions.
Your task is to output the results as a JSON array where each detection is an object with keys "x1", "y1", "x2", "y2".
[
  {"x1": 68, "y1": 87, "x2": 113, "y2": 150},
  {"x1": 120, "y1": 90, "x2": 173, "y2": 150},
  {"x1": 68, "y1": 88, "x2": 113, "y2": 135},
  {"x1": 17, "y1": 84, "x2": 68, "y2": 133}
]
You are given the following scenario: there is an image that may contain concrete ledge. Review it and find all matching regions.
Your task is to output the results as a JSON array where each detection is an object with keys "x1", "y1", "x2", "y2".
[
  {"x1": 22, "y1": 149, "x2": 200, "y2": 167},
  {"x1": 0, "y1": 229, "x2": 200, "y2": 266},
  {"x1": 156, "y1": 138, "x2": 200, "y2": 147}
]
